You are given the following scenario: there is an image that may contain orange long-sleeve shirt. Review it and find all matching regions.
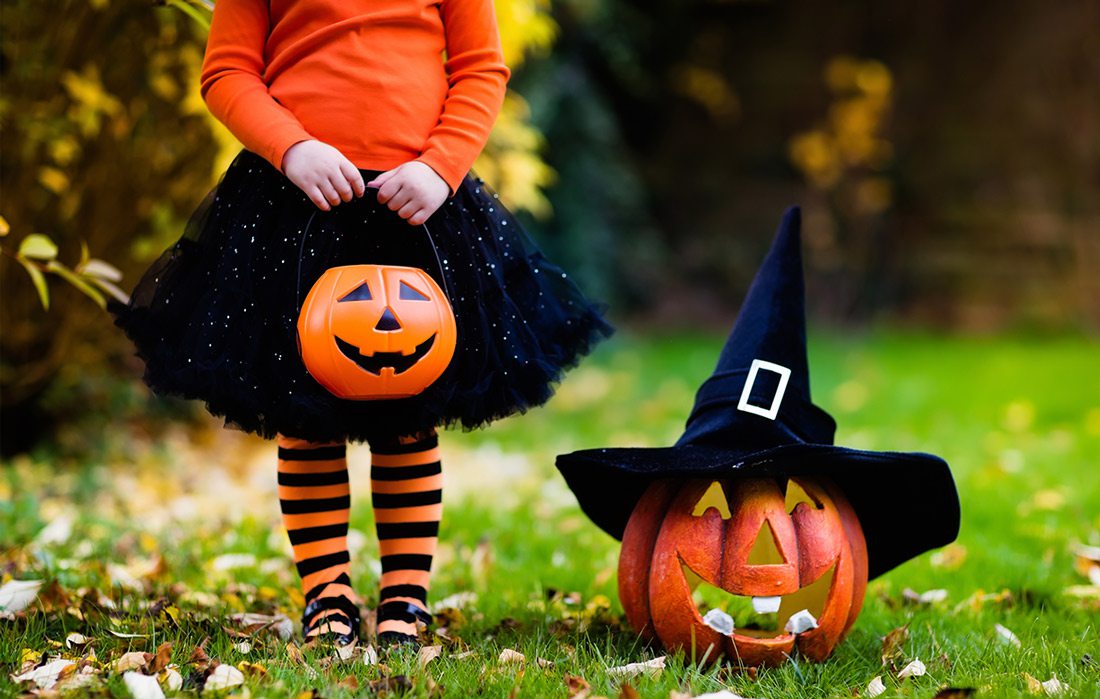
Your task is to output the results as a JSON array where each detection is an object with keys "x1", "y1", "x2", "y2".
[{"x1": 200, "y1": 0, "x2": 511, "y2": 193}]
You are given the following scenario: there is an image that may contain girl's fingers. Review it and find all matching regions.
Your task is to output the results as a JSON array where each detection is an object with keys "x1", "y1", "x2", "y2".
[
  {"x1": 338, "y1": 161, "x2": 366, "y2": 197},
  {"x1": 377, "y1": 178, "x2": 404, "y2": 205},
  {"x1": 367, "y1": 168, "x2": 398, "y2": 194},
  {"x1": 328, "y1": 173, "x2": 354, "y2": 202},
  {"x1": 308, "y1": 186, "x2": 331, "y2": 211},
  {"x1": 407, "y1": 209, "x2": 430, "y2": 226},
  {"x1": 386, "y1": 187, "x2": 413, "y2": 212},
  {"x1": 319, "y1": 181, "x2": 341, "y2": 206},
  {"x1": 396, "y1": 200, "x2": 419, "y2": 220}
]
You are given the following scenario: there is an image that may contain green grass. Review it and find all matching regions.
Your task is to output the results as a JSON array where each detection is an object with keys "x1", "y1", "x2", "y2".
[{"x1": 3, "y1": 332, "x2": 1099, "y2": 697}]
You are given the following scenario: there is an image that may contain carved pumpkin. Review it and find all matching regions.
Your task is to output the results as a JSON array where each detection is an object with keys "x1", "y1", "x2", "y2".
[
  {"x1": 297, "y1": 264, "x2": 457, "y2": 400},
  {"x1": 618, "y1": 476, "x2": 867, "y2": 667}
]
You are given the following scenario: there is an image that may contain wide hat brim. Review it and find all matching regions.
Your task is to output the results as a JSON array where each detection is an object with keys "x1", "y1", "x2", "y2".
[{"x1": 555, "y1": 442, "x2": 959, "y2": 580}]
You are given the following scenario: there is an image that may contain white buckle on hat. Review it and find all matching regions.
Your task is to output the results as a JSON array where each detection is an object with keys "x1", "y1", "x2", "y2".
[{"x1": 737, "y1": 359, "x2": 791, "y2": 421}]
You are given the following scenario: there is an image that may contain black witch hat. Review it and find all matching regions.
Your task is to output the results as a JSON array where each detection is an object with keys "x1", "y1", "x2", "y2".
[{"x1": 555, "y1": 207, "x2": 960, "y2": 579}]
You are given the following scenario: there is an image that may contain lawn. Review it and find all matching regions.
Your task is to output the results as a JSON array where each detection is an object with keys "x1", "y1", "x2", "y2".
[{"x1": 2, "y1": 331, "x2": 1098, "y2": 698}]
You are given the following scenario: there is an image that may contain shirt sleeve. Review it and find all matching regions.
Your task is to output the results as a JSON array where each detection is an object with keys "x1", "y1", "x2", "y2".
[
  {"x1": 416, "y1": 0, "x2": 512, "y2": 194},
  {"x1": 199, "y1": 0, "x2": 314, "y2": 172}
]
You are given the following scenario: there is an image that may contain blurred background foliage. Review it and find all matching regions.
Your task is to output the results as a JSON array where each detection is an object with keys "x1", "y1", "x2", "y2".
[{"x1": 1, "y1": 0, "x2": 1097, "y2": 456}]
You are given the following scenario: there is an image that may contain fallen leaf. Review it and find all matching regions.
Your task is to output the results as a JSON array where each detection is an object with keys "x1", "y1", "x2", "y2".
[
  {"x1": 784, "y1": 609, "x2": 818, "y2": 634},
  {"x1": 336, "y1": 675, "x2": 359, "y2": 690},
  {"x1": 123, "y1": 671, "x2": 165, "y2": 699},
  {"x1": 204, "y1": 663, "x2": 245, "y2": 691},
  {"x1": 161, "y1": 668, "x2": 183, "y2": 691},
  {"x1": 10, "y1": 658, "x2": 76, "y2": 689},
  {"x1": 363, "y1": 645, "x2": 378, "y2": 666},
  {"x1": 335, "y1": 638, "x2": 357, "y2": 662},
  {"x1": 108, "y1": 630, "x2": 149, "y2": 639},
  {"x1": 619, "y1": 682, "x2": 641, "y2": 699},
  {"x1": 419, "y1": 644, "x2": 442, "y2": 668},
  {"x1": 209, "y1": 553, "x2": 257, "y2": 571},
  {"x1": 285, "y1": 642, "x2": 317, "y2": 679},
  {"x1": 1023, "y1": 673, "x2": 1043, "y2": 693},
  {"x1": 1040, "y1": 675, "x2": 1071, "y2": 695},
  {"x1": 866, "y1": 676, "x2": 886, "y2": 697},
  {"x1": 881, "y1": 625, "x2": 910, "y2": 665},
  {"x1": 149, "y1": 643, "x2": 172, "y2": 674},
  {"x1": 537, "y1": 657, "x2": 554, "y2": 668},
  {"x1": 34, "y1": 514, "x2": 75, "y2": 548},
  {"x1": 565, "y1": 674, "x2": 590, "y2": 699},
  {"x1": 432, "y1": 591, "x2": 478, "y2": 611},
  {"x1": 930, "y1": 544, "x2": 968, "y2": 570},
  {"x1": 686, "y1": 692, "x2": 749, "y2": 699},
  {"x1": 116, "y1": 652, "x2": 153, "y2": 673},
  {"x1": 0, "y1": 579, "x2": 44, "y2": 612},
  {"x1": 499, "y1": 648, "x2": 525, "y2": 664},
  {"x1": 898, "y1": 658, "x2": 926, "y2": 679},
  {"x1": 65, "y1": 632, "x2": 92, "y2": 649},
  {"x1": 234, "y1": 641, "x2": 252, "y2": 654},
  {"x1": 607, "y1": 656, "x2": 665, "y2": 679},
  {"x1": 237, "y1": 661, "x2": 267, "y2": 678},
  {"x1": 903, "y1": 588, "x2": 948, "y2": 605},
  {"x1": 229, "y1": 612, "x2": 294, "y2": 640},
  {"x1": 994, "y1": 623, "x2": 1022, "y2": 648}
]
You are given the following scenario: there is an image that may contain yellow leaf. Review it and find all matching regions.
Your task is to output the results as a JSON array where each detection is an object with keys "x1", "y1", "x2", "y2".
[
  {"x1": 46, "y1": 260, "x2": 106, "y2": 308},
  {"x1": 0, "y1": 215, "x2": 10, "y2": 236},
  {"x1": 38, "y1": 167, "x2": 69, "y2": 195},
  {"x1": 18, "y1": 258, "x2": 51, "y2": 310},
  {"x1": 18, "y1": 234, "x2": 58, "y2": 261}
]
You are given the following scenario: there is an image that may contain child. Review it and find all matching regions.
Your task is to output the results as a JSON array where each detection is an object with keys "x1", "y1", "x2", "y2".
[{"x1": 111, "y1": 0, "x2": 611, "y2": 647}]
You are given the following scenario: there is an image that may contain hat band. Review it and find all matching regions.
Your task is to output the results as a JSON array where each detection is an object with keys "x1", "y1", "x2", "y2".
[{"x1": 684, "y1": 369, "x2": 837, "y2": 445}]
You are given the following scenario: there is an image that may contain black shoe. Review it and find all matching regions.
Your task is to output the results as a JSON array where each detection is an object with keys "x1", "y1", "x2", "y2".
[
  {"x1": 375, "y1": 601, "x2": 432, "y2": 647},
  {"x1": 301, "y1": 593, "x2": 361, "y2": 647}
]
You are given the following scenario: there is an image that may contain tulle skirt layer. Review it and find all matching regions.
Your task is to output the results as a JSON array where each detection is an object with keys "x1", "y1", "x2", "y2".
[{"x1": 111, "y1": 149, "x2": 612, "y2": 442}]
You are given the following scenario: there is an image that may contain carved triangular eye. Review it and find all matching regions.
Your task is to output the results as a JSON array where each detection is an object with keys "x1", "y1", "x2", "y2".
[
  {"x1": 785, "y1": 479, "x2": 822, "y2": 514},
  {"x1": 338, "y1": 281, "x2": 372, "y2": 302},
  {"x1": 692, "y1": 481, "x2": 731, "y2": 519},
  {"x1": 399, "y1": 281, "x2": 429, "y2": 301}
]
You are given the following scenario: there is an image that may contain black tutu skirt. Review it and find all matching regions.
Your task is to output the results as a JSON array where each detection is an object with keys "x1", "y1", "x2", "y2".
[{"x1": 111, "y1": 149, "x2": 612, "y2": 443}]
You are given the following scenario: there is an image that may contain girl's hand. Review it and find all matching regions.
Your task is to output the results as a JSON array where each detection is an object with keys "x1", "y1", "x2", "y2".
[
  {"x1": 368, "y1": 161, "x2": 449, "y2": 226},
  {"x1": 282, "y1": 140, "x2": 366, "y2": 211}
]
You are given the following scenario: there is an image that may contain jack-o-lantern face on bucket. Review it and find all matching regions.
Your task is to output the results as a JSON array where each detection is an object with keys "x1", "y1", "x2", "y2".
[
  {"x1": 618, "y1": 476, "x2": 868, "y2": 667},
  {"x1": 297, "y1": 264, "x2": 457, "y2": 399}
]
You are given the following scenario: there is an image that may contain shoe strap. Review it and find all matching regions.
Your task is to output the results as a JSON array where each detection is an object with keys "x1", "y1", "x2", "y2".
[{"x1": 377, "y1": 600, "x2": 432, "y2": 626}]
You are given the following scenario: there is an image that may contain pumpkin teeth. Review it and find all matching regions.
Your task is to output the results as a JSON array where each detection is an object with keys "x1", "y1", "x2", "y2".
[
  {"x1": 334, "y1": 333, "x2": 437, "y2": 375},
  {"x1": 682, "y1": 560, "x2": 835, "y2": 639}
]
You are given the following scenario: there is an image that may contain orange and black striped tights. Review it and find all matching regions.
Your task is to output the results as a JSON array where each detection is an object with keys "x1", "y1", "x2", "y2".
[{"x1": 276, "y1": 430, "x2": 442, "y2": 645}]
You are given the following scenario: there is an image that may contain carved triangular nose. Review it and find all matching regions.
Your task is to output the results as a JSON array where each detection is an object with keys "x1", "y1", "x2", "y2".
[
  {"x1": 375, "y1": 306, "x2": 401, "y2": 331},
  {"x1": 748, "y1": 520, "x2": 787, "y2": 565}
]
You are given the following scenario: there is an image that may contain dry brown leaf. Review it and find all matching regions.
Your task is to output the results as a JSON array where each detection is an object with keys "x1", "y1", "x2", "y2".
[
  {"x1": 336, "y1": 675, "x2": 359, "y2": 690},
  {"x1": 930, "y1": 544, "x2": 968, "y2": 570},
  {"x1": 607, "y1": 656, "x2": 666, "y2": 679},
  {"x1": 1023, "y1": 673, "x2": 1044, "y2": 693},
  {"x1": 419, "y1": 644, "x2": 442, "y2": 668},
  {"x1": 499, "y1": 648, "x2": 526, "y2": 665},
  {"x1": 537, "y1": 657, "x2": 554, "y2": 668},
  {"x1": 619, "y1": 682, "x2": 641, "y2": 699},
  {"x1": 149, "y1": 643, "x2": 172, "y2": 674},
  {"x1": 565, "y1": 674, "x2": 590, "y2": 697},
  {"x1": 115, "y1": 652, "x2": 153, "y2": 673},
  {"x1": 369, "y1": 676, "x2": 413, "y2": 693},
  {"x1": 881, "y1": 625, "x2": 909, "y2": 665}
]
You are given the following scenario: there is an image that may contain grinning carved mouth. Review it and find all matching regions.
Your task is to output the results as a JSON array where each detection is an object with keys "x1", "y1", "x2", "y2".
[
  {"x1": 334, "y1": 334, "x2": 436, "y2": 376},
  {"x1": 681, "y1": 559, "x2": 835, "y2": 639}
]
